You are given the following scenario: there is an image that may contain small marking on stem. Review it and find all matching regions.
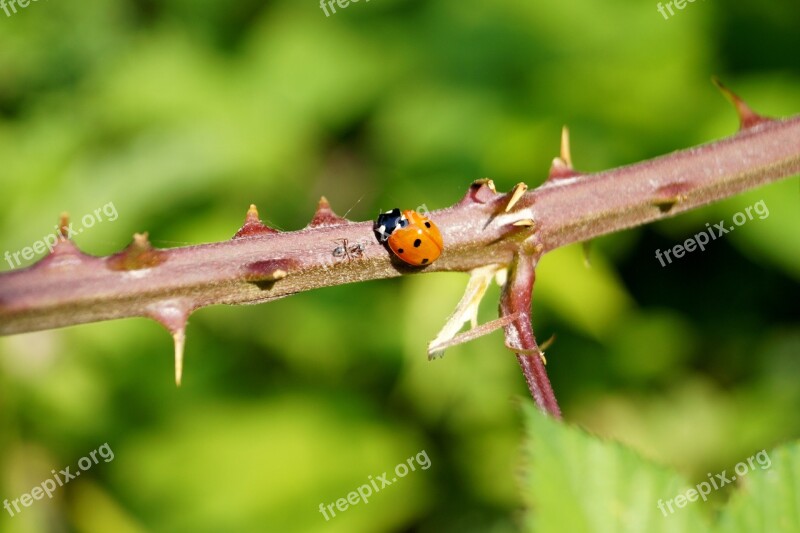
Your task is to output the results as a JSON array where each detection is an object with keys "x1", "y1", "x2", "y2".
[{"x1": 653, "y1": 181, "x2": 692, "y2": 213}]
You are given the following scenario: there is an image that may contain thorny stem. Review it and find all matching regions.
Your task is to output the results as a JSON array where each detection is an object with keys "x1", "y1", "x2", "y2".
[
  {"x1": 1, "y1": 85, "x2": 798, "y2": 413},
  {"x1": 500, "y1": 253, "x2": 561, "y2": 417}
]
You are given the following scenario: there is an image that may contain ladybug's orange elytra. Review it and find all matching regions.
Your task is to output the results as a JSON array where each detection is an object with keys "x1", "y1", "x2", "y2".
[{"x1": 374, "y1": 208, "x2": 443, "y2": 266}]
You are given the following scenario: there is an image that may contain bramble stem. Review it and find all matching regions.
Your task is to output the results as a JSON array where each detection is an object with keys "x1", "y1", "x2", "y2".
[
  {"x1": 2, "y1": 116, "x2": 797, "y2": 336},
  {"x1": 1, "y1": 104, "x2": 798, "y2": 409}
]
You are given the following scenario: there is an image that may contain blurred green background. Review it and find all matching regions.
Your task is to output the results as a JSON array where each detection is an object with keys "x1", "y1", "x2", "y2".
[{"x1": 1, "y1": 0, "x2": 798, "y2": 531}]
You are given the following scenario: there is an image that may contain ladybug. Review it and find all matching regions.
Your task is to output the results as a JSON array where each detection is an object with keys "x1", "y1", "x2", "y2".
[{"x1": 374, "y1": 208, "x2": 443, "y2": 266}]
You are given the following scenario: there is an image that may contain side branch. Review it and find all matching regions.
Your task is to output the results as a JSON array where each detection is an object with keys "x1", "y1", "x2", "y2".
[{"x1": 500, "y1": 253, "x2": 560, "y2": 417}]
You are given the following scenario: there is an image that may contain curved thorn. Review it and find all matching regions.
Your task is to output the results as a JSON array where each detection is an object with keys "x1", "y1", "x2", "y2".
[
  {"x1": 474, "y1": 178, "x2": 497, "y2": 193},
  {"x1": 712, "y1": 77, "x2": 770, "y2": 130},
  {"x1": 539, "y1": 333, "x2": 557, "y2": 352},
  {"x1": 458, "y1": 179, "x2": 501, "y2": 206}
]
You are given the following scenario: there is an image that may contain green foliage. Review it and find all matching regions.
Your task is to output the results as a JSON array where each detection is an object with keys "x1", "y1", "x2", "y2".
[
  {"x1": 523, "y1": 403, "x2": 800, "y2": 533},
  {"x1": 716, "y1": 444, "x2": 800, "y2": 532}
]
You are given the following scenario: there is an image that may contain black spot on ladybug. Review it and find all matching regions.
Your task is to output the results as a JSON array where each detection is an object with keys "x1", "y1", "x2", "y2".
[
  {"x1": 425, "y1": 221, "x2": 431, "y2": 228},
  {"x1": 413, "y1": 239, "x2": 422, "y2": 247},
  {"x1": 397, "y1": 248, "x2": 404, "y2": 254},
  {"x1": 421, "y1": 258, "x2": 429, "y2": 264}
]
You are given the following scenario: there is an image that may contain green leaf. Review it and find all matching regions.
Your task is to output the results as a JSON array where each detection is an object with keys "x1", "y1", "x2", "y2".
[
  {"x1": 522, "y1": 403, "x2": 800, "y2": 533},
  {"x1": 522, "y1": 402, "x2": 708, "y2": 532},
  {"x1": 715, "y1": 443, "x2": 800, "y2": 533}
]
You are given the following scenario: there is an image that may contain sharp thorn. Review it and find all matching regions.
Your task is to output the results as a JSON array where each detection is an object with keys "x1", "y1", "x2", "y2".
[
  {"x1": 173, "y1": 328, "x2": 185, "y2": 387},
  {"x1": 504, "y1": 182, "x2": 528, "y2": 212},
  {"x1": 712, "y1": 77, "x2": 770, "y2": 130},
  {"x1": 547, "y1": 125, "x2": 586, "y2": 181},
  {"x1": 474, "y1": 178, "x2": 497, "y2": 193},
  {"x1": 146, "y1": 299, "x2": 192, "y2": 387},
  {"x1": 233, "y1": 204, "x2": 279, "y2": 239},
  {"x1": 539, "y1": 333, "x2": 557, "y2": 351},
  {"x1": 245, "y1": 204, "x2": 259, "y2": 222},
  {"x1": 28, "y1": 213, "x2": 96, "y2": 270},
  {"x1": 459, "y1": 179, "x2": 499, "y2": 206},
  {"x1": 107, "y1": 232, "x2": 166, "y2": 271},
  {"x1": 548, "y1": 158, "x2": 582, "y2": 181},
  {"x1": 307, "y1": 196, "x2": 349, "y2": 228},
  {"x1": 560, "y1": 125, "x2": 573, "y2": 168},
  {"x1": 58, "y1": 212, "x2": 71, "y2": 239}
]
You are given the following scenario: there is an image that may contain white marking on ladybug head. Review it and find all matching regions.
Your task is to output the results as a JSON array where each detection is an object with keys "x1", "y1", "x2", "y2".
[{"x1": 377, "y1": 225, "x2": 392, "y2": 242}]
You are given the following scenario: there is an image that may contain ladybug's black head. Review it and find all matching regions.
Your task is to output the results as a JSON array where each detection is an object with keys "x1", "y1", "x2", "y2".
[{"x1": 374, "y1": 208, "x2": 406, "y2": 242}]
